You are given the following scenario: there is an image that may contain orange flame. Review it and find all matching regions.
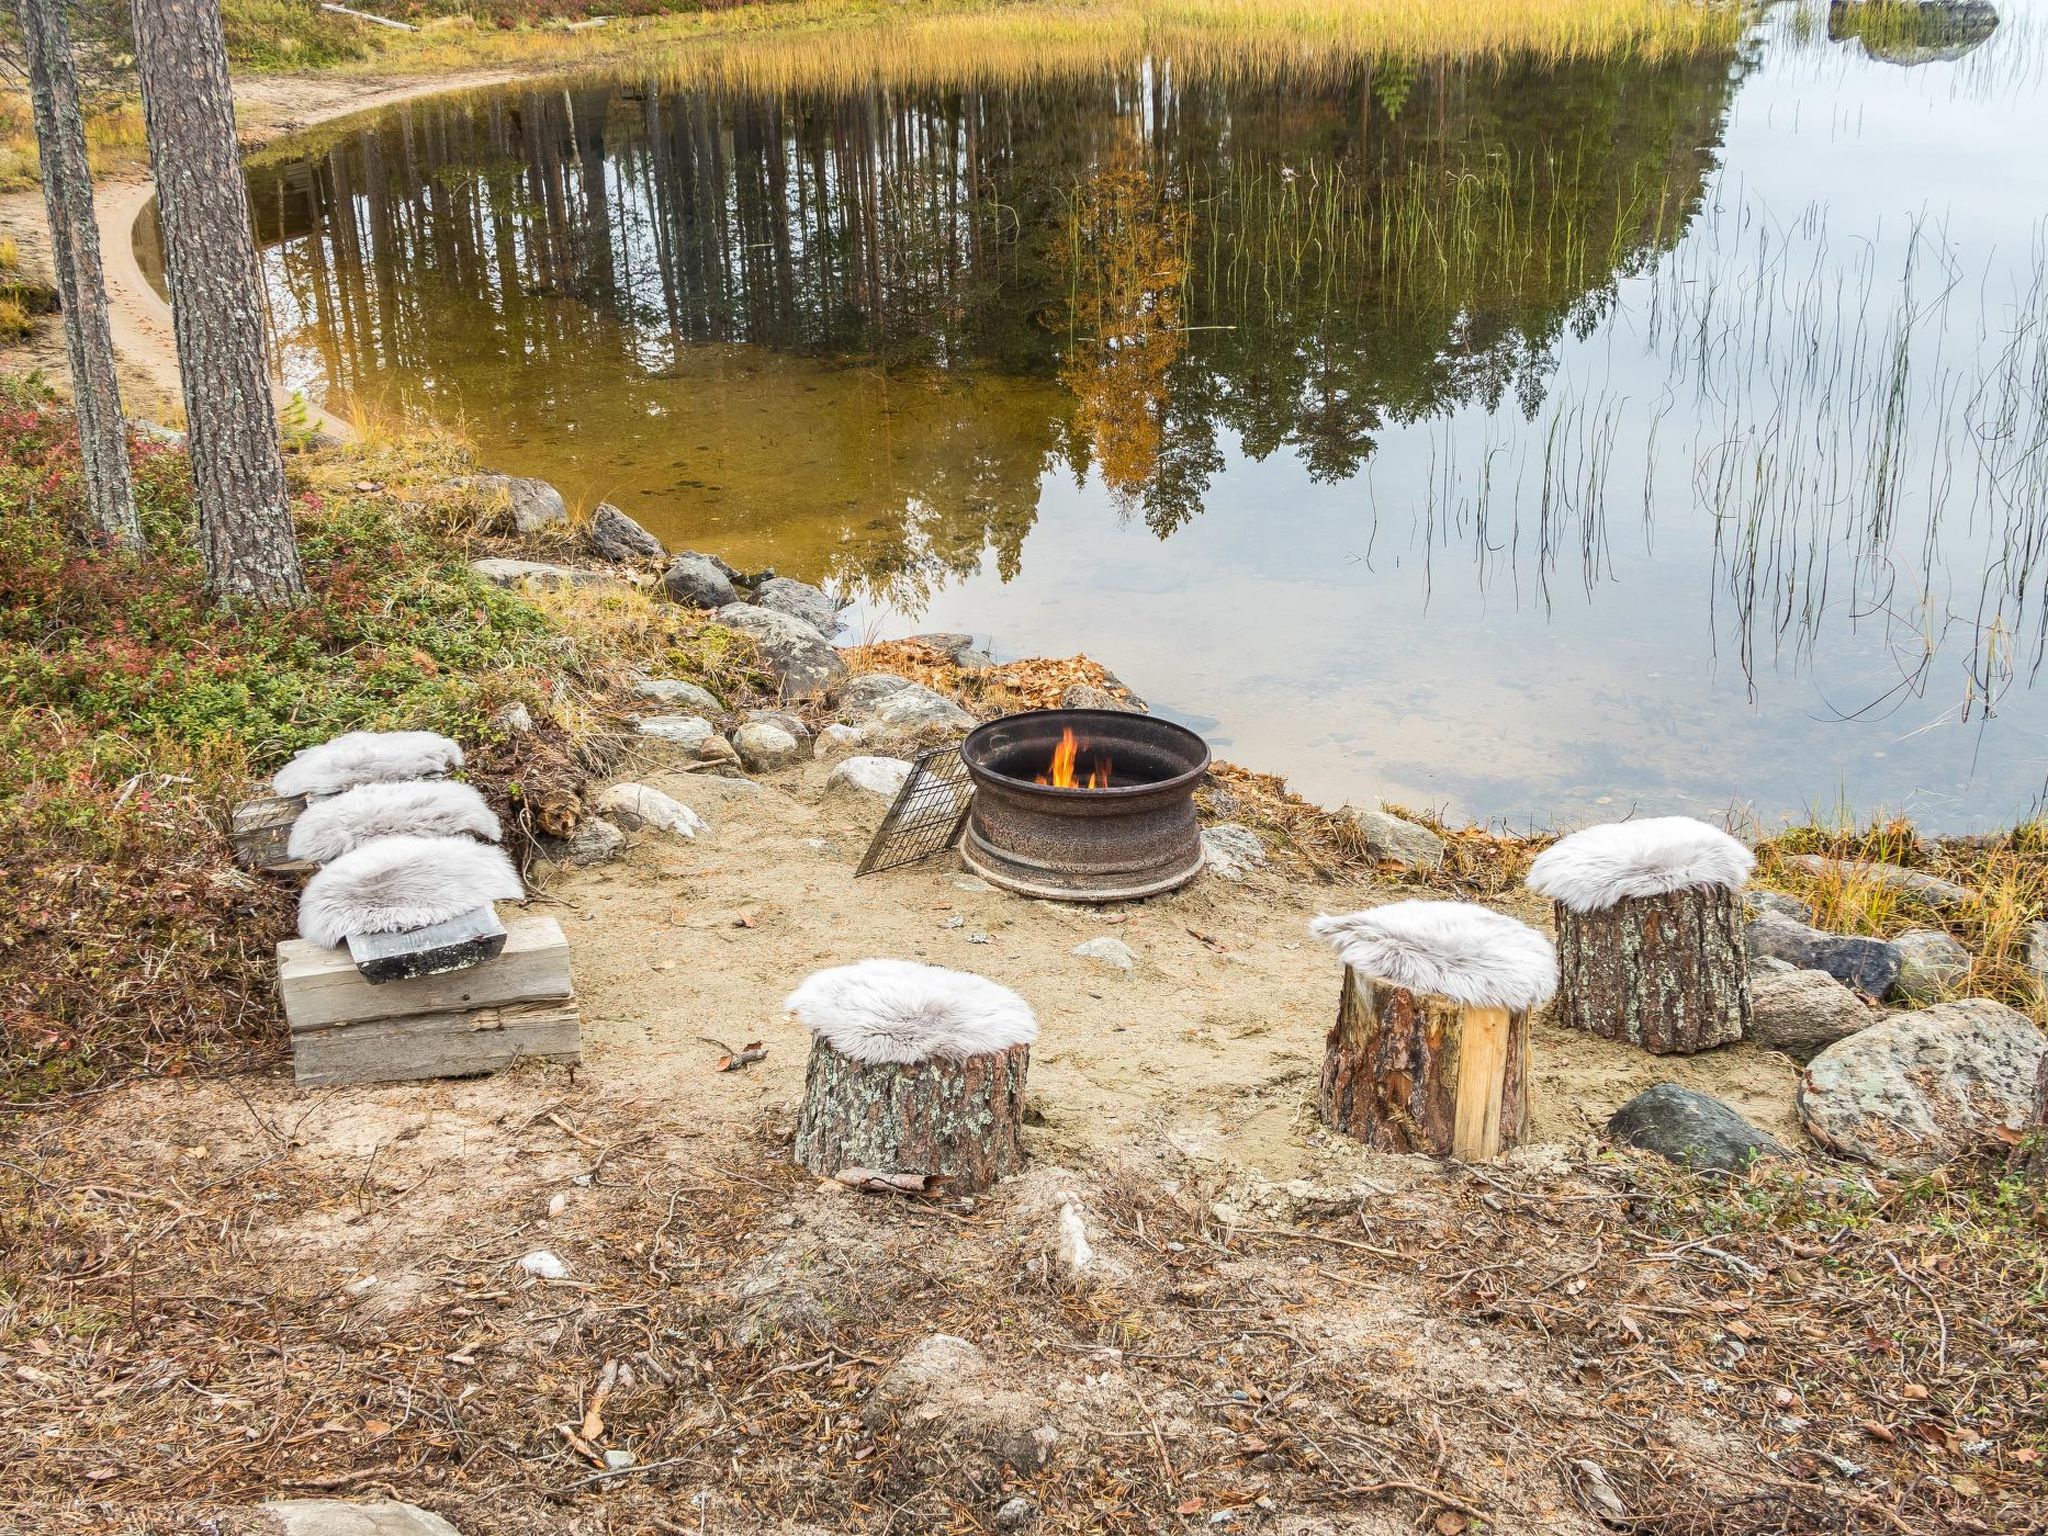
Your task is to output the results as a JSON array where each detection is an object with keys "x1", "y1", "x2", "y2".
[{"x1": 1036, "y1": 727, "x2": 1113, "y2": 789}]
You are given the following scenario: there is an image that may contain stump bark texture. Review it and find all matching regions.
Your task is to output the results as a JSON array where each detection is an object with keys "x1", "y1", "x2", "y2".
[
  {"x1": 1318, "y1": 967, "x2": 1530, "y2": 1161},
  {"x1": 1554, "y1": 887, "x2": 1749, "y2": 1054},
  {"x1": 794, "y1": 1039, "x2": 1029, "y2": 1192}
]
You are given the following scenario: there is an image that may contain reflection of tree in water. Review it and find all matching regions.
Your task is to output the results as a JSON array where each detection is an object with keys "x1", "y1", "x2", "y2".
[
  {"x1": 235, "y1": 53, "x2": 1736, "y2": 600},
  {"x1": 1056, "y1": 136, "x2": 1191, "y2": 509}
]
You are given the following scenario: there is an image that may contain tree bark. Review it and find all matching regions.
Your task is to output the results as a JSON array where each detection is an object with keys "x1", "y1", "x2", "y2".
[
  {"x1": 1318, "y1": 967, "x2": 1530, "y2": 1161},
  {"x1": 129, "y1": 0, "x2": 305, "y2": 605},
  {"x1": 15, "y1": 0, "x2": 140, "y2": 551},
  {"x1": 1553, "y1": 887, "x2": 1749, "y2": 1054},
  {"x1": 2023, "y1": 1049, "x2": 2047, "y2": 1184},
  {"x1": 793, "y1": 1038, "x2": 1029, "y2": 1194}
]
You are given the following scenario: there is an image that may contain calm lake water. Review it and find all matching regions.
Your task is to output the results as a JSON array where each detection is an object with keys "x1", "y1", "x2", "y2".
[{"x1": 172, "y1": 0, "x2": 2048, "y2": 829}]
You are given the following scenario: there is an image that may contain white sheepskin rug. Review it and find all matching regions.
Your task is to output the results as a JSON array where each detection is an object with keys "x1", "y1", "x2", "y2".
[
  {"x1": 287, "y1": 779, "x2": 502, "y2": 865},
  {"x1": 274, "y1": 730, "x2": 465, "y2": 800},
  {"x1": 1525, "y1": 816, "x2": 1755, "y2": 914},
  {"x1": 1309, "y1": 901, "x2": 1557, "y2": 1011},
  {"x1": 784, "y1": 959, "x2": 1038, "y2": 1065},
  {"x1": 298, "y1": 834, "x2": 524, "y2": 949}
]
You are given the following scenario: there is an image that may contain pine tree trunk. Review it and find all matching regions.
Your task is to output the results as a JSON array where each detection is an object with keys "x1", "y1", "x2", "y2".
[
  {"x1": 130, "y1": 0, "x2": 305, "y2": 605},
  {"x1": 15, "y1": 0, "x2": 139, "y2": 551},
  {"x1": 1318, "y1": 967, "x2": 1530, "y2": 1161},
  {"x1": 793, "y1": 1039, "x2": 1029, "y2": 1194},
  {"x1": 1553, "y1": 887, "x2": 1749, "y2": 1055},
  {"x1": 2024, "y1": 1051, "x2": 2047, "y2": 1184}
]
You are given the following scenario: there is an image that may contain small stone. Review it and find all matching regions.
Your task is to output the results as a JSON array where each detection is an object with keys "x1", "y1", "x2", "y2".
[
  {"x1": 632, "y1": 678, "x2": 721, "y2": 713},
  {"x1": 584, "y1": 503, "x2": 663, "y2": 562},
  {"x1": 1747, "y1": 912, "x2": 1903, "y2": 997},
  {"x1": 491, "y1": 701, "x2": 535, "y2": 734},
  {"x1": 636, "y1": 715, "x2": 714, "y2": 749},
  {"x1": 1072, "y1": 937, "x2": 1135, "y2": 972},
  {"x1": 1890, "y1": 928, "x2": 1970, "y2": 1004},
  {"x1": 953, "y1": 876, "x2": 994, "y2": 893},
  {"x1": 1785, "y1": 854, "x2": 1973, "y2": 911},
  {"x1": 1798, "y1": 998, "x2": 2047, "y2": 1171},
  {"x1": 1341, "y1": 806, "x2": 1447, "y2": 870},
  {"x1": 595, "y1": 783, "x2": 707, "y2": 838},
  {"x1": 601, "y1": 1449, "x2": 636, "y2": 1471},
  {"x1": 751, "y1": 575, "x2": 842, "y2": 641},
  {"x1": 1201, "y1": 823, "x2": 1266, "y2": 882},
  {"x1": 697, "y1": 734, "x2": 740, "y2": 768},
  {"x1": 994, "y1": 1496, "x2": 1036, "y2": 1531},
  {"x1": 456, "y1": 472, "x2": 568, "y2": 534},
  {"x1": 662, "y1": 552, "x2": 740, "y2": 609},
  {"x1": 1749, "y1": 968, "x2": 1873, "y2": 1064},
  {"x1": 734, "y1": 721, "x2": 807, "y2": 772},
  {"x1": 555, "y1": 817, "x2": 625, "y2": 866},
  {"x1": 1608, "y1": 1085, "x2": 1789, "y2": 1174},
  {"x1": 1059, "y1": 682, "x2": 1145, "y2": 713},
  {"x1": 824, "y1": 755, "x2": 913, "y2": 810},
  {"x1": 813, "y1": 723, "x2": 869, "y2": 760},
  {"x1": 744, "y1": 707, "x2": 813, "y2": 744},
  {"x1": 261, "y1": 1500, "x2": 463, "y2": 1536},
  {"x1": 470, "y1": 557, "x2": 608, "y2": 589},
  {"x1": 518, "y1": 1250, "x2": 569, "y2": 1280},
  {"x1": 714, "y1": 603, "x2": 847, "y2": 699},
  {"x1": 1747, "y1": 889, "x2": 1814, "y2": 924}
]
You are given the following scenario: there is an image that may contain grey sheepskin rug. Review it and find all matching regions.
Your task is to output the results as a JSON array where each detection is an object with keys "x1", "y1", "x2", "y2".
[
  {"x1": 299, "y1": 834, "x2": 524, "y2": 949},
  {"x1": 287, "y1": 779, "x2": 502, "y2": 865},
  {"x1": 1525, "y1": 816, "x2": 1754, "y2": 914},
  {"x1": 1310, "y1": 900, "x2": 1557, "y2": 1011},
  {"x1": 783, "y1": 959, "x2": 1037, "y2": 1065},
  {"x1": 274, "y1": 730, "x2": 465, "y2": 800}
]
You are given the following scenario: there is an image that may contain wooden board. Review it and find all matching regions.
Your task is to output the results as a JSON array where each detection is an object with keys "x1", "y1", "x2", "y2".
[
  {"x1": 280, "y1": 915, "x2": 572, "y2": 1031},
  {"x1": 231, "y1": 794, "x2": 310, "y2": 872},
  {"x1": 347, "y1": 907, "x2": 507, "y2": 984},
  {"x1": 289, "y1": 999, "x2": 581, "y2": 1088}
]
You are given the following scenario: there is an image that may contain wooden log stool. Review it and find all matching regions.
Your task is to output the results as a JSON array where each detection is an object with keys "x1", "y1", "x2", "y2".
[
  {"x1": 1309, "y1": 901, "x2": 1556, "y2": 1161},
  {"x1": 1525, "y1": 816, "x2": 1754, "y2": 1055},
  {"x1": 786, "y1": 959, "x2": 1036, "y2": 1193}
]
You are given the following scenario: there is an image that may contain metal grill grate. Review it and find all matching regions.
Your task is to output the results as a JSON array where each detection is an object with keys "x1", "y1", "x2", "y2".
[{"x1": 855, "y1": 744, "x2": 975, "y2": 877}]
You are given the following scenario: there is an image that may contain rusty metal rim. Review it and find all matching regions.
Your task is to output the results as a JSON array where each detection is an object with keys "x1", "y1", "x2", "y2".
[
  {"x1": 960, "y1": 709, "x2": 1211, "y2": 798},
  {"x1": 958, "y1": 829, "x2": 1205, "y2": 902}
]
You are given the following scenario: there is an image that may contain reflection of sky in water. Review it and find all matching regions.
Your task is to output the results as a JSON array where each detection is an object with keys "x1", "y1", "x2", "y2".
[{"x1": 221, "y1": 0, "x2": 2048, "y2": 829}]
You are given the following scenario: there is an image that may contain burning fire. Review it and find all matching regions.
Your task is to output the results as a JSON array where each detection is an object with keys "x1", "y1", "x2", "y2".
[{"x1": 1037, "y1": 727, "x2": 1114, "y2": 789}]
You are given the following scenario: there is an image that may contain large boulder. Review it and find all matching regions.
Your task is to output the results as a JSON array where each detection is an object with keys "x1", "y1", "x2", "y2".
[
  {"x1": 470, "y1": 557, "x2": 608, "y2": 589},
  {"x1": 715, "y1": 603, "x2": 847, "y2": 699},
  {"x1": 1060, "y1": 683, "x2": 1144, "y2": 713},
  {"x1": 824, "y1": 755, "x2": 912, "y2": 812},
  {"x1": 840, "y1": 673, "x2": 974, "y2": 737},
  {"x1": 1746, "y1": 911, "x2": 1903, "y2": 998},
  {"x1": 1784, "y1": 854, "x2": 1973, "y2": 912},
  {"x1": 734, "y1": 720, "x2": 807, "y2": 772},
  {"x1": 261, "y1": 1501, "x2": 463, "y2": 1536},
  {"x1": 752, "y1": 576, "x2": 842, "y2": 641},
  {"x1": 595, "y1": 783, "x2": 707, "y2": 838},
  {"x1": 636, "y1": 715, "x2": 715, "y2": 749},
  {"x1": 457, "y1": 473, "x2": 567, "y2": 534},
  {"x1": 1201, "y1": 823, "x2": 1266, "y2": 882},
  {"x1": 1749, "y1": 968, "x2": 1873, "y2": 1063},
  {"x1": 1829, "y1": 0, "x2": 2000, "y2": 65},
  {"x1": 1747, "y1": 890, "x2": 1815, "y2": 924},
  {"x1": 632, "y1": 677, "x2": 721, "y2": 714},
  {"x1": 1608, "y1": 1085, "x2": 1789, "y2": 1174},
  {"x1": 1890, "y1": 928, "x2": 1970, "y2": 1004},
  {"x1": 1797, "y1": 999, "x2": 2048, "y2": 1171},
  {"x1": 1341, "y1": 806, "x2": 1446, "y2": 870},
  {"x1": 663, "y1": 552, "x2": 740, "y2": 610},
  {"x1": 585, "y1": 502, "x2": 663, "y2": 562}
]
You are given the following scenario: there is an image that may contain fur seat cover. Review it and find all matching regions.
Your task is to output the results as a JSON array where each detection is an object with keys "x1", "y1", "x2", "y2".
[
  {"x1": 298, "y1": 834, "x2": 524, "y2": 949},
  {"x1": 274, "y1": 730, "x2": 465, "y2": 800},
  {"x1": 288, "y1": 779, "x2": 502, "y2": 865},
  {"x1": 783, "y1": 959, "x2": 1038, "y2": 1065},
  {"x1": 1310, "y1": 901, "x2": 1557, "y2": 1011},
  {"x1": 1525, "y1": 816, "x2": 1754, "y2": 914}
]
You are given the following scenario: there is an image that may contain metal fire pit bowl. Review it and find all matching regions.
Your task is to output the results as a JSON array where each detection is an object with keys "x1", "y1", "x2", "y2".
[{"x1": 959, "y1": 709, "x2": 1211, "y2": 902}]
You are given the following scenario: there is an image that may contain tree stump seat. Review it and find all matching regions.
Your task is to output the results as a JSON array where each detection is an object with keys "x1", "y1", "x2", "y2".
[
  {"x1": 784, "y1": 959, "x2": 1038, "y2": 1194},
  {"x1": 1309, "y1": 902, "x2": 1557, "y2": 1161},
  {"x1": 1526, "y1": 817, "x2": 1755, "y2": 1056}
]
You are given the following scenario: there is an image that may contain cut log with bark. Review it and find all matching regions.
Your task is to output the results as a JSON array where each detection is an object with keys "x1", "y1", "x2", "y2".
[
  {"x1": 793, "y1": 1038, "x2": 1029, "y2": 1193},
  {"x1": 1318, "y1": 965, "x2": 1530, "y2": 1161},
  {"x1": 1552, "y1": 886, "x2": 1749, "y2": 1054}
]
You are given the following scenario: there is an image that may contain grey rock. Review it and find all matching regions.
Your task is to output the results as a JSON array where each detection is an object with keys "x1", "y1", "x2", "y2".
[
  {"x1": 813, "y1": 723, "x2": 869, "y2": 761},
  {"x1": 1747, "y1": 889, "x2": 1815, "y2": 924},
  {"x1": 1831, "y1": 0, "x2": 2000, "y2": 66},
  {"x1": 995, "y1": 1497, "x2": 1036, "y2": 1530},
  {"x1": 470, "y1": 557, "x2": 608, "y2": 589},
  {"x1": 1072, "y1": 937, "x2": 1135, "y2": 972},
  {"x1": 1608, "y1": 1084, "x2": 1790, "y2": 1174},
  {"x1": 636, "y1": 715, "x2": 715, "y2": 749},
  {"x1": 1890, "y1": 928, "x2": 1970, "y2": 1004},
  {"x1": 1749, "y1": 953, "x2": 1796, "y2": 977},
  {"x1": 551, "y1": 816, "x2": 625, "y2": 866},
  {"x1": 663, "y1": 552, "x2": 740, "y2": 609},
  {"x1": 1342, "y1": 806, "x2": 1447, "y2": 870},
  {"x1": 1201, "y1": 823, "x2": 1267, "y2": 882},
  {"x1": 911, "y1": 632, "x2": 996, "y2": 669},
  {"x1": 457, "y1": 472, "x2": 568, "y2": 534},
  {"x1": 595, "y1": 783, "x2": 707, "y2": 838},
  {"x1": 134, "y1": 418, "x2": 186, "y2": 445},
  {"x1": 752, "y1": 576, "x2": 842, "y2": 641},
  {"x1": 491, "y1": 702, "x2": 535, "y2": 735},
  {"x1": 632, "y1": 677, "x2": 721, "y2": 714},
  {"x1": 734, "y1": 721, "x2": 807, "y2": 772},
  {"x1": 1746, "y1": 911, "x2": 1903, "y2": 998},
  {"x1": 1059, "y1": 683, "x2": 1145, "y2": 713},
  {"x1": 698, "y1": 733, "x2": 740, "y2": 769},
  {"x1": 1798, "y1": 999, "x2": 2047, "y2": 1170},
  {"x1": 842, "y1": 676, "x2": 975, "y2": 736},
  {"x1": 744, "y1": 708, "x2": 813, "y2": 746},
  {"x1": 714, "y1": 603, "x2": 847, "y2": 699},
  {"x1": 601, "y1": 1449, "x2": 636, "y2": 1471},
  {"x1": 1785, "y1": 853, "x2": 1973, "y2": 911},
  {"x1": 1750, "y1": 968, "x2": 1872, "y2": 1063},
  {"x1": 585, "y1": 502, "x2": 664, "y2": 562},
  {"x1": 824, "y1": 755, "x2": 912, "y2": 810},
  {"x1": 839, "y1": 672, "x2": 920, "y2": 710},
  {"x1": 262, "y1": 1501, "x2": 462, "y2": 1536}
]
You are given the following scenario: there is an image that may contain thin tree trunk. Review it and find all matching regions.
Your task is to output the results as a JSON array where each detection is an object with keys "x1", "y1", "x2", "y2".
[
  {"x1": 130, "y1": 0, "x2": 305, "y2": 605},
  {"x1": 15, "y1": 0, "x2": 139, "y2": 550},
  {"x1": 2024, "y1": 1050, "x2": 2047, "y2": 1184}
]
